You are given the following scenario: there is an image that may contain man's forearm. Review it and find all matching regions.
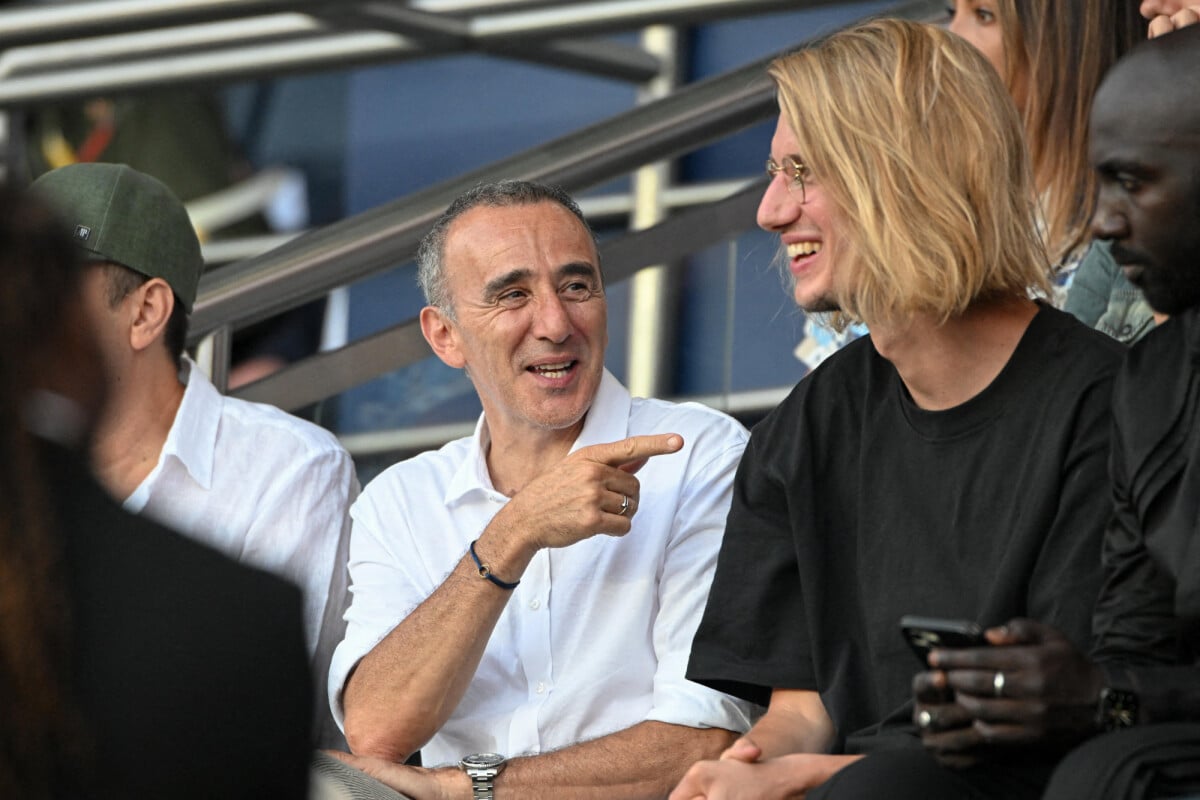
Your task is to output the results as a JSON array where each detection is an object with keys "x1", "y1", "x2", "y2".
[
  {"x1": 342, "y1": 549, "x2": 524, "y2": 760},
  {"x1": 493, "y1": 721, "x2": 737, "y2": 800},
  {"x1": 739, "y1": 689, "x2": 835, "y2": 759}
]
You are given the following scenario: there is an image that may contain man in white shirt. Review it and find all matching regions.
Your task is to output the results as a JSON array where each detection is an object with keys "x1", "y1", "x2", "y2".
[
  {"x1": 32, "y1": 162, "x2": 358, "y2": 747},
  {"x1": 329, "y1": 180, "x2": 754, "y2": 799}
]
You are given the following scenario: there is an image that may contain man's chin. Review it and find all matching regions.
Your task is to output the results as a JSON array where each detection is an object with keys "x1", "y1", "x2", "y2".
[{"x1": 797, "y1": 296, "x2": 841, "y2": 315}]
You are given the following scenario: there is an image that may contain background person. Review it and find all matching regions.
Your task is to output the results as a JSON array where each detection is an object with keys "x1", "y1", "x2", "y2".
[
  {"x1": 947, "y1": 0, "x2": 1145, "y2": 305},
  {"x1": 1064, "y1": 0, "x2": 1200, "y2": 342},
  {"x1": 31, "y1": 162, "x2": 358, "y2": 749}
]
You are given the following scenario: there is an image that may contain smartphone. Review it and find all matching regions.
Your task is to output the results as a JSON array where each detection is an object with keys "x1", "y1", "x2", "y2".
[{"x1": 899, "y1": 615, "x2": 988, "y2": 665}]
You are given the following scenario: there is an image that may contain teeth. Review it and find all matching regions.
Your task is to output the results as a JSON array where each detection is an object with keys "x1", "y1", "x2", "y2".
[
  {"x1": 533, "y1": 362, "x2": 572, "y2": 378},
  {"x1": 787, "y1": 241, "x2": 822, "y2": 258}
]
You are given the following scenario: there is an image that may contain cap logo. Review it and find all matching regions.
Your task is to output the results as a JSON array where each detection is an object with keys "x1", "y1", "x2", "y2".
[{"x1": 74, "y1": 225, "x2": 91, "y2": 242}]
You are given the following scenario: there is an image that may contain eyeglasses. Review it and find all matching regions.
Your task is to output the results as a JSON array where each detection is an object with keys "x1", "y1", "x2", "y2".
[{"x1": 765, "y1": 155, "x2": 809, "y2": 204}]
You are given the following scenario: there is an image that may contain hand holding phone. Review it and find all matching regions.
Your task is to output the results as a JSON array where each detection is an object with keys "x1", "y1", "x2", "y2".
[{"x1": 899, "y1": 615, "x2": 987, "y2": 666}]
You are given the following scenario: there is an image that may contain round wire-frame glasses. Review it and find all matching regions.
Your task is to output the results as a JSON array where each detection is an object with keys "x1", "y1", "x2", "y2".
[{"x1": 765, "y1": 156, "x2": 808, "y2": 204}]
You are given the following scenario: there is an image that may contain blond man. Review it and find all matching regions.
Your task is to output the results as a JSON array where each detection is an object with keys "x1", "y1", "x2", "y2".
[{"x1": 675, "y1": 19, "x2": 1123, "y2": 800}]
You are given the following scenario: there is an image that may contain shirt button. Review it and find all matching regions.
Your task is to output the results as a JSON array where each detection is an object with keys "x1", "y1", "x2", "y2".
[
  {"x1": 529, "y1": 599, "x2": 541, "y2": 610},
  {"x1": 536, "y1": 682, "x2": 546, "y2": 695}
]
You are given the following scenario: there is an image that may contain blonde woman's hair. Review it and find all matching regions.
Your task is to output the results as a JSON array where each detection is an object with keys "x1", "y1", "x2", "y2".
[
  {"x1": 995, "y1": 0, "x2": 1146, "y2": 266},
  {"x1": 768, "y1": 18, "x2": 1049, "y2": 328}
]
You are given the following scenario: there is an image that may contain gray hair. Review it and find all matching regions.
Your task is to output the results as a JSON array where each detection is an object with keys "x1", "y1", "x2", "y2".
[{"x1": 416, "y1": 180, "x2": 599, "y2": 317}]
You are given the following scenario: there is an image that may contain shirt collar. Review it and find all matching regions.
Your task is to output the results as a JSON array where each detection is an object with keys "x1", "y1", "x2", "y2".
[
  {"x1": 160, "y1": 357, "x2": 220, "y2": 491},
  {"x1": 444, "y1": 368, "x2": 630, "y2": 506}
]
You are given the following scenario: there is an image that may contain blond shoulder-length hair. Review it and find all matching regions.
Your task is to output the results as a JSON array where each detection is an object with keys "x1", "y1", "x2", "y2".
[{"x1": 769, "y1": 18, "x2": 1049, "y2": 328}]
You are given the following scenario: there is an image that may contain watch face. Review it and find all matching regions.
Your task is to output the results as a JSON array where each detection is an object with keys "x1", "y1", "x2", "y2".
[
  {"x1": 461, "y1": 753, "x2": 506, "y2": 770},
  {"x1": 1099, "y1": 688, "x2": 1139, "y2": 731}
]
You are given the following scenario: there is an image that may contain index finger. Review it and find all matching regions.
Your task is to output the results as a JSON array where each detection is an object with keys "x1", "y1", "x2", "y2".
[
  {"x1": 929, "y1": 644, "x2": 1024, "y2": 671},
  {"x1": 576, "y1": 433, "x2": 684, "y2": 472}
]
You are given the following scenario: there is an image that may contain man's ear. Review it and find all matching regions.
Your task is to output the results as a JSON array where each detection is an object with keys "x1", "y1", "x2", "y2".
[
  {"x1": 420, "y1": 305, "x2": 466, "y2": 369},
  {"x1": 128, "y1": 278, "x2": 176, "y2": 354}
]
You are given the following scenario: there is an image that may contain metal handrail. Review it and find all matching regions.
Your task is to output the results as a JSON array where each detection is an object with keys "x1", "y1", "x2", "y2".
[
  {"x1": 0, "y1": 0, "x2": 849, "y2": 105},
  {"x1": 0, "y1": 0, "x2": 838, "y2": 50}
]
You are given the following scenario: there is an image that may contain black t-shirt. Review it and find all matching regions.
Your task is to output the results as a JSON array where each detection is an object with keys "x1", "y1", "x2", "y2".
[{"x1": 687, "y1": 304, "x2": 1124, "y2": 751}]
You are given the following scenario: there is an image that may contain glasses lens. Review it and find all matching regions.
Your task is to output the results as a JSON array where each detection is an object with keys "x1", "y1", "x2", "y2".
[
  {"x1": 766, "y1": 157, "x2": 806, "y2": 203},
  {"x1": 784, "y1": 157, "x2": 806, "y2": 203}
]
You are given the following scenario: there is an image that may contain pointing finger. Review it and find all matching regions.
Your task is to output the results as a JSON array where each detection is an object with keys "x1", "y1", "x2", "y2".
[{"x1": 577, "y1": 433, "x2": 684, "y2": 471}]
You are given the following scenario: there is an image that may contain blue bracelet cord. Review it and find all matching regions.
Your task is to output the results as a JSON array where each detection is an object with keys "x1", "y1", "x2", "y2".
[{"x1": 469, "y1": 539, "x2": 520, "y2": 590}]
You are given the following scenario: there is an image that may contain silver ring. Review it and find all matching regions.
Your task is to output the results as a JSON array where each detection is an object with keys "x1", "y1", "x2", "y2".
[
  {"x1": 619, "y1": 494, "x2": 631, "y2": 516},
  {"x1": 993, "y1": 671, "x2": 1006, "y2": 697},
  {"x1": 917, "y1": 710, "x2": 933, "y2": 730}
]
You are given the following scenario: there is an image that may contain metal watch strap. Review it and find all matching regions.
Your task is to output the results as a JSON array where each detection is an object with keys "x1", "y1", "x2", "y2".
[
  {"x1": 460, "y1": 753, "x2": 505, "y2": 800},
  {"x1": 468, "y1": 772, "x2": 497, "y2": 800}
]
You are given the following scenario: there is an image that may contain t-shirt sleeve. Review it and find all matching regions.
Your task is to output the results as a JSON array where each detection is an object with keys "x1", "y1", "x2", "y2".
[
  {"x1": 686, "y1": 423, "x2": 814, "y2": 707},
  {"x1": 1023, "y1": 374, "x2": 1120, "y2": 650}
]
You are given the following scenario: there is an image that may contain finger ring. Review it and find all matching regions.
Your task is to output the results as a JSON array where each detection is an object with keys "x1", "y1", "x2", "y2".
[
  {"x1": 993, "y1": 671, "x2": 1005, "y2": 697},
  {"x1": 619, "y1": 494, "x2": 631, "y2": 516},
  {"x1": 917, "y1": 710, "x2": 933, "y2": 730}
]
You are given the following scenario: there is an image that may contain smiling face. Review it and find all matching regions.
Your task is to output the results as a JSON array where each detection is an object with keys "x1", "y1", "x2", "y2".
[
  {"x1": 1090, "y1": 75, "x2": 1200, "y2": 315},
  {"x1": 421, "y1": 200, "x2": 608, "y2": 442},
  {"x1": 757, "y1": 113, "x2": 843, "y2": 312}
]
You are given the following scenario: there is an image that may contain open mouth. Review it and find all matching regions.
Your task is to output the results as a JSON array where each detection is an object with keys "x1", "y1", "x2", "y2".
[
  {"x1": 787, "y1": 241, "x2": 822, "y2": 259},
  {"x1": 528, "y1": 360, "x2": 576, "y2": 379}
]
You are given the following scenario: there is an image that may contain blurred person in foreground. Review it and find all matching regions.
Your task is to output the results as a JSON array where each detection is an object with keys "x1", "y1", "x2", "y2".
[
  {"x1": 674, "y1": 18, "x2": 1123, "y2": 800},
  {"x1": 914, "y1": 25, "x2": 1200, "y2": 800},
  {"x1": 0, "y1": 183, "x2": 311, "y2": 798},
  {"x1": 328, "y1": 180, "x2": 755, "y2": 799},
  {"x1": 30, "y1": 162, "x2": 358, "y2": 747}
]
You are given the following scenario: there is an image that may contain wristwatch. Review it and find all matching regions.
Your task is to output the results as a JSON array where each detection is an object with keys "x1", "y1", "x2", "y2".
[
  {"x1": 1096, "y1": 686, "x2": 1139, "y2": 731},
  {"x1": 459, "y1": 752, "x2": 507, "y2": 800}
]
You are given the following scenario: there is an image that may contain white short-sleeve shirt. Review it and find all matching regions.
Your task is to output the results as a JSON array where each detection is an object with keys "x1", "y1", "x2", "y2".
[
  {"x1": 330, "y1": 370, "x2": 756, "y2": 766},
  {"x1": 125, "y1": 359, "x2": 358, "y2": 744}
]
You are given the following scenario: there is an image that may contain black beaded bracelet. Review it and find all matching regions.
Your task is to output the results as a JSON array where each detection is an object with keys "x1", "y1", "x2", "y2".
[{"x1": 469, "y1": 539, "x2": 520, "y2": 590}]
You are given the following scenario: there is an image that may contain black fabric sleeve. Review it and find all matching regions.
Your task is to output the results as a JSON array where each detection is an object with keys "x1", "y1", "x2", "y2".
[
  {"x1": 1092, "y1": 428, "x2": 1198, "y2": 722},
  {"x1": 1024, "y1": 375, "x2": 1119, "y2": 651},
  {"x1": 686, "y1": 418, "x2": 814, "y2": 707}
]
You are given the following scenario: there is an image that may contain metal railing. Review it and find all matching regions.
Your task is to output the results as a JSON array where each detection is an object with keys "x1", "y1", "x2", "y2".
[{"x1": 0, "y1": 0, "x2": 850, "y2": 104}]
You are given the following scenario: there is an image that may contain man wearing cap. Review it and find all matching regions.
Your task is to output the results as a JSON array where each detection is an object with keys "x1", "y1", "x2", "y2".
[{"x1": 32, "y1": 162, "x2": 359, "y2": 748}]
